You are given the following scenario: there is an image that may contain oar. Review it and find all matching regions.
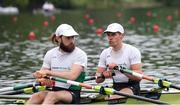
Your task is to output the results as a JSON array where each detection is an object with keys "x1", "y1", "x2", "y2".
[
  {"x1": 44, "y1": 76, "x2": 168, "y2": 104},
  {"x1": 0, "y1": 86, "x2": 46, "y2": 95},
  {"x1": 0, "y1": 74, "x2": 95, "y2": 93},
  {"x1": 84, "y1": 72, "x2": 113, "y2": 81},
  {"x1": 0, "y1": 83, "x2": 39, "y2": 93},
  {"x1": 0, "y1": 93, "x2": 94, "y2": 100},
  {"x1": 84, "y1": 76, "x2": 96, "y2": 81},
  {"x1": 0, "y1": 94, "x2": 31, "y2": 99},
  {"x1": 0, "y1": 76, "x2": 99, "y2": 95},
  {"x1": 115, "y1": 66, "x2": 180, "y2": 90}
]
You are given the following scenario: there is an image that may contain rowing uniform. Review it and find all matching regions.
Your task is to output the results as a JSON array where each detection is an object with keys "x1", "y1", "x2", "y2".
[
  {"x1": 42, "y1": 46, "x2": 87, "y2": 103},
  {"x1": 98, "y1": 43, "x2": 141, "y2": 94}
]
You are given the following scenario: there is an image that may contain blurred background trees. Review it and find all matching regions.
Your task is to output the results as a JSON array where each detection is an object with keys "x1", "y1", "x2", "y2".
[{"x1": 0, "y1": 0, "x2": 180, "y2": 11}]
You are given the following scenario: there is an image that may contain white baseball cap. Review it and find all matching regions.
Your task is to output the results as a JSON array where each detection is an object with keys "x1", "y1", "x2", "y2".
[
  {"x1": 55, "y1": 24, "x2": 79, "y2": 36},
  {"x1": 104, "y1": 23, "x2": 124, "y2": 34}
]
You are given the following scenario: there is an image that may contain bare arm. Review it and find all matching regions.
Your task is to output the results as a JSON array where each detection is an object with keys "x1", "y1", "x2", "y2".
[
  {"x1": 36, "y1": 64, "x2": 84, "y2": 81},
  {"x1": 126, "y1": 63, "x2": 142, "y2": 81}
]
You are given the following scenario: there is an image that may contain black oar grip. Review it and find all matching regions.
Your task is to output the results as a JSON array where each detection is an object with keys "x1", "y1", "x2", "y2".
[
  {"x1": 157, "y1": 79, "x2": 170, "y2": 90},
  {"x1": 113, "y1": 66, "x2": 125, "y2": 73},
  {"x1": 99, "y1": 86, "x2": 106, "y2": 95},
  {"x1": 113, "y1": 66, "x2": 119, "y2": 70},
  {"x1": 158, "y1": 79, "x2": 165, "y2": 88}
]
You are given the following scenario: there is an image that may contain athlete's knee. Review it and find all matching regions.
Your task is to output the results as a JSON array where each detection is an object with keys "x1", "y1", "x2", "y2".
[
  {"x1": 47, "y1": 91, "x2": 59, "y2": 100},
  {"x1": 41, "y1": 91, "x2": 60, "y2": 104},
  {"x1": 32, "y1": 92, "x2": 46, "y2": 100},
  {"x1": 47, "y1": 91, "x2": 57, "y2": 97},
  {"x1": 26, "y1": 92, "x2": 45, "y2": 104}
]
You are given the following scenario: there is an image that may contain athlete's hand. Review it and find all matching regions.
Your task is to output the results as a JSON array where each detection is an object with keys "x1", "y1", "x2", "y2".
[
  {"x1": 102, "y1": 71, "x2": 113, "y2": 78},
  {"x1": 37, "y1": 78, "x2": 55, "y2": 87},
  {"x1": 108, "y1": 63, "x2": 118, "y2": 71},
  {"x1": 33, "y1": 70, "x2": 50, "y2": 78}
]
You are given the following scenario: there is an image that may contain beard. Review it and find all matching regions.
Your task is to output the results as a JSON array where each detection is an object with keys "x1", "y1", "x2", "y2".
[{"x1": 59, "y1": 41, "x2": 75, "y2": 53}]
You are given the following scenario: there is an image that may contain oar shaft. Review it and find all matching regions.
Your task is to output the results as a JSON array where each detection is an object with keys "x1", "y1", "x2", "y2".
[
  {"x1": 0, "y1": 95, "x2": 31, "y2": 99},
  {"x1": 0, "y1": 87, "x2": 13, "y2": 92},
  {"x1": 114, "y1": 91, "x2": 167, "y2": 104},
  {"x1": 0, "y1": 90, "x2": 24, "y2": 95},
  {"x1": 84, "y1": 76, "x2": 96, "y2": 81},
  {"x1": 0, "y1": 83, "x2": 39, "y2": 93},
  {"x1": 84, "y1": 74, "x2": 107, "y2": 81},
  {"x1": 142, "y1": 75, "x2": 154, "y2": 81},
  {"x1": 0, "y1": 86, "x2": 46, "y2": 95},
  {"x1": 170, "y1": 84, "x2": 180, "y2": 90},
  {"x1": 45, "y1": 76, "x2": 93, "y2": 89},
  {"x1": 120, "y1": 68, "x2": 153, "y2": 80}
]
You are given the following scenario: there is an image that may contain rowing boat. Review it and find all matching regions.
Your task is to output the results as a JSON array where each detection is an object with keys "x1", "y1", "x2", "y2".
[
  {"x1": 0, "y1": 87, "x2": 180, "y2": 104},
  {"x1": 0, "y1": 71, "x2": 180, "y2": 104}
]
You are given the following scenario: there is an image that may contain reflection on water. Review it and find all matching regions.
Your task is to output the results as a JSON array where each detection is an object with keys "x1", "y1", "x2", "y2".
[{"x1": 0, "y1": 9, "x2": 180, "y2": 90}]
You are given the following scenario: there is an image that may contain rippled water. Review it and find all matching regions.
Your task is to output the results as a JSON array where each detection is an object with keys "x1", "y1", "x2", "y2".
[
  {"x1": 1, "y1": 33, "x2": 179, "y2": 88},
  {"x1": 0, "y1": 9, "x2": 180, "y2": 102},
  {"x1": 126, "y1": 34, "x2": 180, "y2": 82}
]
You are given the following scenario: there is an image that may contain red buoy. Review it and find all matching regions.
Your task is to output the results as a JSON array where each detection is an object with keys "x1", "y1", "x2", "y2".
[
  {"x1": 28, "y1": 32, "x2": 36, "y2": 40},
  {"x1": 43, "y1": 21, "x2": 49, "y2": 27},
  {"x1": 166, "y1": 15, "x2": 173, "y2": 22},
  {"x1": 96, "y1": 28, "x2": 104, "y2": 37},
  {"x1": 50, "y1": 15, "x2": 56, "y2": 22},
  {"x1": 84, "y1": 14, "x2": 90, "y2": 20},
  {"x1": 129, "y1": 16, "x2": 136, "y2": 24},
  {"x1": 146, "y1": 11, "x2": 152, "y2": 17},
  {"x1": 153, "y1": 24, "x2": 159, "y2": 33},
  {"x1": 88, "y1": 18, "x2": 94, "y2": 26}
]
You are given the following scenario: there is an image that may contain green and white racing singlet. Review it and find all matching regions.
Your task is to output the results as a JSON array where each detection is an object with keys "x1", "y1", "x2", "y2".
[{"x1": 42, "y1": 47, "x2": 87, "y2": 90}]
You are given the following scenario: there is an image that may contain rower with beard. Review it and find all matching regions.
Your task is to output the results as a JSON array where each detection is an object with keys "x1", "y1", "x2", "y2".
[{"x1": 26, "y1": 24, "x2": 87, "y2": 104}]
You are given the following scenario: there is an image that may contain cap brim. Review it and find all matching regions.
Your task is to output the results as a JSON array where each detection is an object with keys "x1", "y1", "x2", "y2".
[
  {"x1": 104, "y1": 30, "x2": 124, "y2": 34},
  {"x1": 104, "y1": 30, "x2": 117, "y2": 33},
  {"x1": 62, "y1": 31, "x2": 79, "y2": 36}
]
